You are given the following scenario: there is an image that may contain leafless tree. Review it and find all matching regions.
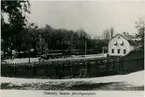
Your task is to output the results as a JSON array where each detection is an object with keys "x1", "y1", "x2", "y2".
[
  {"x1": 110, "y1": 27, "x2": 114, "y2": 39},
  {"x1": 102, "y1": 29, "x2": 110, "y2": 40}
]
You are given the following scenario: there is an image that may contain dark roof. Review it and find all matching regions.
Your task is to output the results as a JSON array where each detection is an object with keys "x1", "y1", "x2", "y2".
[
  {"x1": 119, "y1": 33, "x2": 134, "y2": 40},
  {"x1": 111, "y1": 33, "x2": 136, "y2": 46},
  {"x1": 123, "y1": 49, "x2": 144, "y2": 60},
  {"x1": 128, "y1": 40, "x2": 136, "y2": 45},
  {"x1": 102, "y1": 46, "x2": 108, "y2": 49}
]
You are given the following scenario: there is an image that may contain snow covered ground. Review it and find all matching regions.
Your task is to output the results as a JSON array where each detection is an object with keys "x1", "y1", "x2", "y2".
[
  {"x1": 1, "y1": 71, "x2": 144, "y2": 97},
  {"x1": 1, "y1": 70, "x2": 144, "y2": 90},
  {"x1": 3, "y1": 58, "x2": 39, "y2": 63},
  {"x1": 3, "y1": 53, "x2": 107, "y2": 64}
]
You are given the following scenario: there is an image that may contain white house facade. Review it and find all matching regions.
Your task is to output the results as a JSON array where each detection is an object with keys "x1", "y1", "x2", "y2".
[{"x1": 108, "y1": 34, "x2": 135, "y2": 56}]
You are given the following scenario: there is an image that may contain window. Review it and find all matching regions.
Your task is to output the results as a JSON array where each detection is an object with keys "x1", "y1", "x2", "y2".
[
  {"x1": 123, "y1": 49, "x2": 126, "y2": 54},
  {"x1": 118, "y1": 36, "x2": 120, "y2": 38},
  {"x1": 117, "y1": 49, "x2": 120, "y2": 54},
  {"x1": 112, "y1": 49, "x2": 114, "y2": 53},
  {"x1": 114, "y1": 42, "x2": 117, "y2": 46},
  {"x1": 121, "y1": 41, "x2": 124, "y2": 46}
]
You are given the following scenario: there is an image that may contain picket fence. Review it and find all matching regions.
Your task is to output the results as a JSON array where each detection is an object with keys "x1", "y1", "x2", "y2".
[{"x1": 1, "y1": 56, "x2": 144, "y2": 79}]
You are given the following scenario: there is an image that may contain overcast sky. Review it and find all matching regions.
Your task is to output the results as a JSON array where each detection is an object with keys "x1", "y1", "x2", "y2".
[{"x1": 28, "y1": 1, "x2": 145, "y2": 37}]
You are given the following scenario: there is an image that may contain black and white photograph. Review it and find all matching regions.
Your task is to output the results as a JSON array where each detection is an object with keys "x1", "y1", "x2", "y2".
[{"x1": 1, "y1": 0, "x2": 144, "y2": 97}]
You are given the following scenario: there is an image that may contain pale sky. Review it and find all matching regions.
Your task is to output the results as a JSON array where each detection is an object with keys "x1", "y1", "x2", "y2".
[{"x1": 28, "y1": 1, "x2": 145, "y2": 37}]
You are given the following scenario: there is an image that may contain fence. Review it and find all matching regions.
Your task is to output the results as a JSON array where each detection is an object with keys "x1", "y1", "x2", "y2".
[
  {"x1": 1, "y1": 57, "x2": 125, "y2": 79},
  {"x1": 1, "y1": 55, "x2": 144, "y2": 79}
]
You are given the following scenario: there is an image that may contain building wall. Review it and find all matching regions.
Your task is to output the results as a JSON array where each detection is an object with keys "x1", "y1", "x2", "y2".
[{"x1": 108, "y1": 34, "x2": 131, "y2": 56}]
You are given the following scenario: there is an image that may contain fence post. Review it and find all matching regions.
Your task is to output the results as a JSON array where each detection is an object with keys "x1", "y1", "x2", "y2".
[
  {"x1": 46, "y1": 63, "x2": 49, "y2": 78},
  {"x1": 52, "y1": 62, "x2": 55, "y2": 79},
  {"x1": 113, "y1": 57, "x2": 117, "y2": 71},
  {"x1": 120, "y1": 57, "x2": 124, "y2": 74},
  {"x1": 14, "y1": 65, "x2": 16, "y2": 76},
  {"x1": 72, "y1": 63, "x2": 75, "y2": 78},
  {"x1": 33, "y1": 65, "x2": 36, "y2": 77},
  {"x1": 87, "y1": 61, "x2": 91, "y2": 77},
  {"x1": 106, "y1": 57, "x2": 110, "y2": 71},
  {"x1": 55, "y1": 65, "x2": 58, "y2": 79}
]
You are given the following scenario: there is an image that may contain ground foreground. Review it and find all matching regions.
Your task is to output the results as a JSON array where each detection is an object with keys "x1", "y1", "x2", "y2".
[{"x1": 1, "y1": 70, "x2": 144, "y2": 90}]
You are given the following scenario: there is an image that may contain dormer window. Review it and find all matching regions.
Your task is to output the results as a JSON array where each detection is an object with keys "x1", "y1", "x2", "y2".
[
  {"x1": 120, "y1": 41, "x2": 124, "y2": 46},
  {"x1": 114, "y1": 42, "x2": 117, "y2": 46},
  {"x1": 118, "y1": 36, "x2": 120, "y2": 38}
]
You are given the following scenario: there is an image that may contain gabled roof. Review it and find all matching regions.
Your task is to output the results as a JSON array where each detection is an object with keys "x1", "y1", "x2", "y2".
[
  {"x1": 128, "y1": 40, "x2": 136, "y2": 45},
  {"x1": 111, "y1": 32, "x2": 136, "y2": 46},
  {"x1": 119, "y1": 33, "x2": 134, "y2": 40}
]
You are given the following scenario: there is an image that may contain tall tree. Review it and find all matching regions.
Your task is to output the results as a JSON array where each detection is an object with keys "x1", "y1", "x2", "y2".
[
  {"x1": 135, "y1": 18, "x2": 145, "y2": 48},
  {"x1": 1, "y1": 0, "x2": 30, "y2": 58},
  {"x1": 1, "y1": 0, "x2": 30, "y2": 39}
]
